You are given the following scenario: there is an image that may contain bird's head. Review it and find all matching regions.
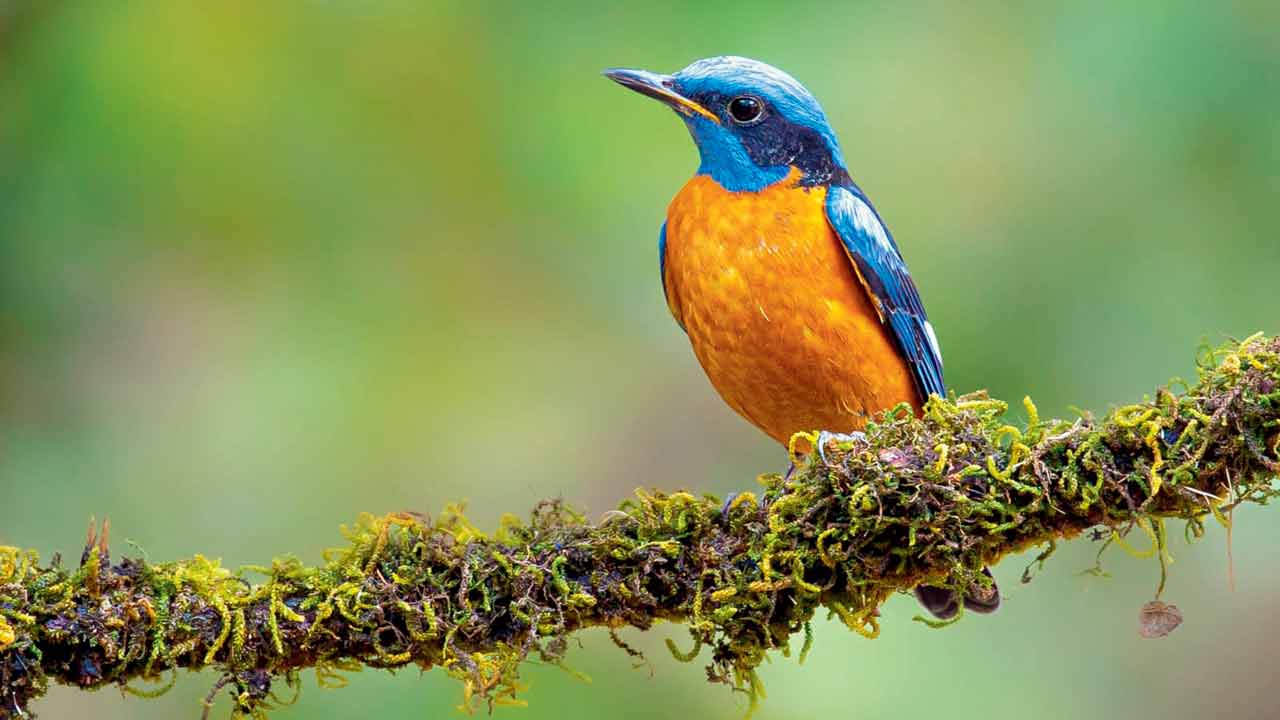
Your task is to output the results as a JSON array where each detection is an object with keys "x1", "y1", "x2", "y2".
[{"x1": 605, "y1": 56, "x2": 850, "y2": 192}]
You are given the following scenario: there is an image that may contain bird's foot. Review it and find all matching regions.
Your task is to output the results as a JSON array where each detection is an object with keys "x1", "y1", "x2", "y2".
[
  {"x1": 719, "y1": 491, "x2": 739, "y2": 520},
  {"x1": 816, "y1": 430, "x2": 867, "y2": 464}
]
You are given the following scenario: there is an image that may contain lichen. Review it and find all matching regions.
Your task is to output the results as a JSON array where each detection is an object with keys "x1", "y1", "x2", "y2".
[{"x1": 1, "y1": 335, "x2": 1278, "y2": 718}]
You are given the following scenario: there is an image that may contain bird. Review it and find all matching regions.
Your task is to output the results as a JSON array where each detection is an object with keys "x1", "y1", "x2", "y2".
[{"x1": 605, "y1": 56, "x2": 998, "y2": 620}]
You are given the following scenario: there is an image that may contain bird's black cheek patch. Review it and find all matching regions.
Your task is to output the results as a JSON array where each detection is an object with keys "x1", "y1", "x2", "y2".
[{"x1": 740, "y1": 116, "x2": 851, "y2": 187}]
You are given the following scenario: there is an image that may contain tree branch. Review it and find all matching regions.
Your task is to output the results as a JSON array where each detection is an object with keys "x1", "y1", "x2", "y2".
[{"x1": 2, "y1": 335, "x2": 1278, "y2": 718}]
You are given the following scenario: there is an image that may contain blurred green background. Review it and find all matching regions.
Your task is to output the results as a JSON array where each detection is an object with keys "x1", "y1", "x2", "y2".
[{"x1": 2, "y1": 1, "x2": 1279, "y2": 718}]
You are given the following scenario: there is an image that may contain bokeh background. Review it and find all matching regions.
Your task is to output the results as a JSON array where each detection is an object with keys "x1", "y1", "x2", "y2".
[{"x1": 3, "y1": 1, "x2": 1279, "y2": 718}]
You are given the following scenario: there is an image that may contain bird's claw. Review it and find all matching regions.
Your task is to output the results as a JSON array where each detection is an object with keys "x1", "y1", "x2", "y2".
[{"x1": 816, "y1": 431, "x2": 867, "y2": 464}]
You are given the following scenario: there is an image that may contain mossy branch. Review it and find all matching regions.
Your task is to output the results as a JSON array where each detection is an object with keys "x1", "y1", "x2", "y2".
[{"x1": 3, "y1": 335, "x2": 1279, "y2": 718}]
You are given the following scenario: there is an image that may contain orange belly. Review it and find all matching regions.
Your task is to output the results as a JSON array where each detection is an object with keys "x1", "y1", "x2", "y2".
[{"x1": 663, "y1": 169, "x2": 919, "y2": 445}]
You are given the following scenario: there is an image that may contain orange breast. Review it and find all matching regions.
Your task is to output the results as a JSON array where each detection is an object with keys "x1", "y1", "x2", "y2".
[{"x1": 663, "y1": 169, "x2": 919, "y2": 446}]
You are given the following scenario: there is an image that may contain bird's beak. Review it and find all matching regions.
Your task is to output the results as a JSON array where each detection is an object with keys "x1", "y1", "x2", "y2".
[{"x1": 603, "y1": 67, "x2": 720, "y2": 124}]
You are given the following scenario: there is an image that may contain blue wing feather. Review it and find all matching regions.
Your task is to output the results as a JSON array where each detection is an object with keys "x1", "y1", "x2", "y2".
[
  {"x1": 659, "y1": 221, "x2": 686, "y2": 332},
  {"x1": 658, "y1": 221, "x2": 669, "y2": 297},
  {"x1": 824, "y1": 184, "x2": 945, "y2": 400}
]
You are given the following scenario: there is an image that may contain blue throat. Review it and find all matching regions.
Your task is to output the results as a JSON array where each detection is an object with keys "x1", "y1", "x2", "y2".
[{"x1": 687, "y1": 118, "x2": 792, "y2": 192}]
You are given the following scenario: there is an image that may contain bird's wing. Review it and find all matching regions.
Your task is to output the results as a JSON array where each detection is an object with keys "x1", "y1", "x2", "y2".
[
  {"x1": 824, "y1": 184, "x2": 945, "y2": 399},
  {"x1": 658, "y1": 221, "x2": 685, "y2": 331}
]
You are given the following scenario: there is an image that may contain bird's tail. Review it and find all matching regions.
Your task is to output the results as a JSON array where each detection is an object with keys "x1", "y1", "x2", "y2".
[{"x1": 913, "y1": 567, "x2": 1000, "y2": 619}]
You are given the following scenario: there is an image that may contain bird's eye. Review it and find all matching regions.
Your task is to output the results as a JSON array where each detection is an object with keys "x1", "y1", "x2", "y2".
[{"x1": 727, "y1": 96, "x2": 763, "y2": 124}]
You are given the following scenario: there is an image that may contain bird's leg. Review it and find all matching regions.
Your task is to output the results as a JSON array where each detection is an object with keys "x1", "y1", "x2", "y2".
[
  {"x1": 723, "y1": 431, "x2": 867, "y2": 522},
  {"x1": 782, "y1": 430, "x2": 868, "y2": 482},
  {"x1": 816, "y1": 430, "x2": 867, "y2": 464}
]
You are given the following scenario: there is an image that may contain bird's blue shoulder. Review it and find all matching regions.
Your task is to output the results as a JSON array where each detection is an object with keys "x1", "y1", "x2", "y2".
[{"x1": 824, "y1": 183, "x2": 945, "y2": 399}]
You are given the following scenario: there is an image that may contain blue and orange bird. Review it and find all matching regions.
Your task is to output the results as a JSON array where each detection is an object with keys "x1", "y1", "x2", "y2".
[{"x1": 606, "y1": 56, "x2": 998, "y2": 619}]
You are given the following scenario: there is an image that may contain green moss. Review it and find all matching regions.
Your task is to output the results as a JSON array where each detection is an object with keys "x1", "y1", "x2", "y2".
[{"x1": 1, "y1": 335, "x2": 1279, "y2": 718}]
